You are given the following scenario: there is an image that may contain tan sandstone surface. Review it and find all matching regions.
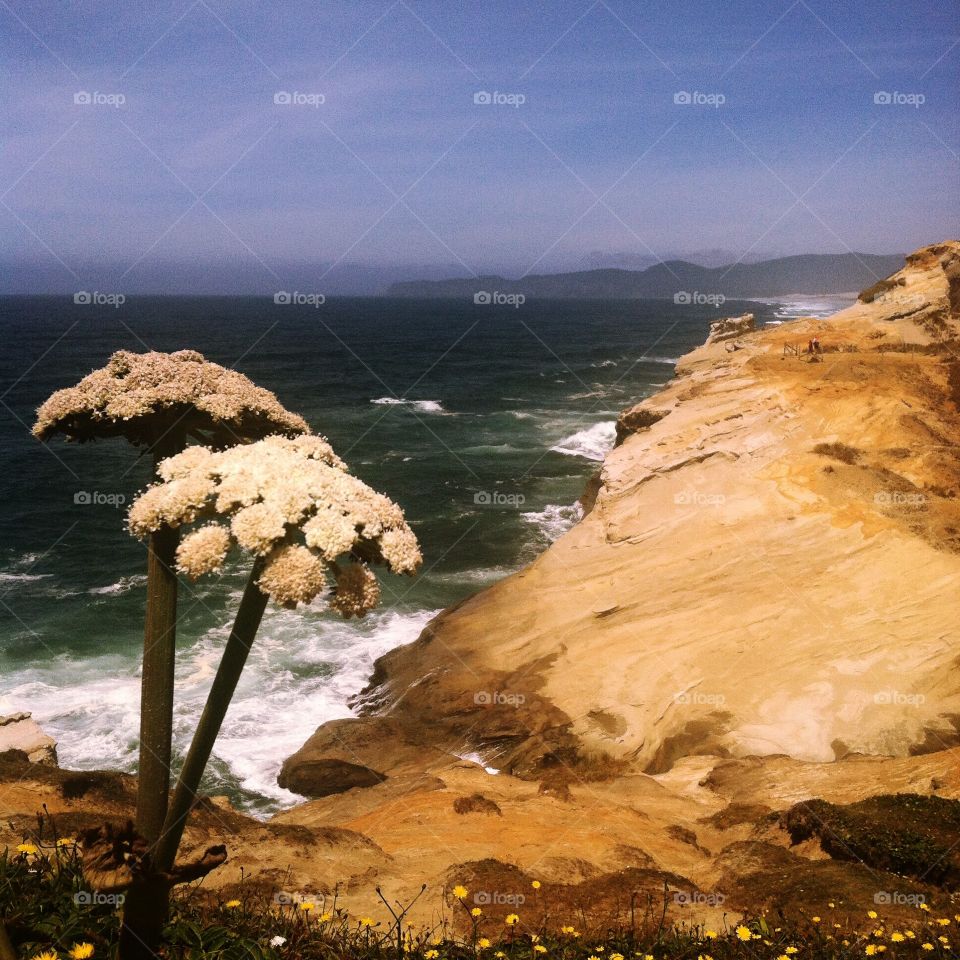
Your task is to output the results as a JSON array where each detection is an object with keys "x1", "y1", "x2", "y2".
[{"x1": 3, "y1": 241, "x2": 960, "y2": 928}]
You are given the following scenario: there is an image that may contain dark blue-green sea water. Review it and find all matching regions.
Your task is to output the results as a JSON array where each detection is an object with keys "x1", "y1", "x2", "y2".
[{"x1": 0, "y1": 294, "x2": 779, "y2": 814}]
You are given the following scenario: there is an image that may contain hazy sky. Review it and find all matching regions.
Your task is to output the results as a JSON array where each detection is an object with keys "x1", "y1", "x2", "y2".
[{"x1": 2, "y1": 0, "x2": 958, "y2": 290}]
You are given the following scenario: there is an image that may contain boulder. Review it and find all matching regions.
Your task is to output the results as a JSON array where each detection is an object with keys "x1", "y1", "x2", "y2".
[
  {"x1": 278, "y1": 756, "x2": 386, "y2": 798},
  {"x1": 0, "y1": 712, "x2": 57, "y2": 765}
]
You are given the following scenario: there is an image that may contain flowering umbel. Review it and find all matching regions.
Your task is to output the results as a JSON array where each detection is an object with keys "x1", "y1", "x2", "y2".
[
  {"x1": 128, "y1": 434, "x2": 421, "y2": 612},
  {"x1": 33, "y1": 349, "x2": 308, "y2": 446}
]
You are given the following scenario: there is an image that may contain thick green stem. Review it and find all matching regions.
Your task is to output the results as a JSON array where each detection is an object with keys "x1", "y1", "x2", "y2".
[
  {"x1": 153, "y1": 558, "x2": 269, "y2": 873},
  {"x1": 135, "y1": 431, "x2": 186, "y2": 845},
  {"x1": 135, "y1": 522, "x2": 179, "y2": 844},
  {"x1": 122, "y1": 432, "x2": 184, "y2": 960}
]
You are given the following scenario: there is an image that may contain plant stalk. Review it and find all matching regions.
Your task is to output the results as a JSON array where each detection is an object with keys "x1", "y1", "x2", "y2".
[
  {"x1": 153, "y1": 557, "x2": 269, "y2": 873},
  {"x1": 135, "y1": 431, "x2": 186, "y2": 845}
]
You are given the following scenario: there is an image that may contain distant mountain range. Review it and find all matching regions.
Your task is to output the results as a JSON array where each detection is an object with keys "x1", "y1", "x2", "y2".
[{"x1": 387, "y1": 253, "x2": 905, "y2": 300}]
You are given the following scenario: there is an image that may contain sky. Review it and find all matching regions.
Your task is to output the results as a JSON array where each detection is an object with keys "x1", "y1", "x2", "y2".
[{"x1": 1, "y1": 0, "x2": 958, "y2": 292}]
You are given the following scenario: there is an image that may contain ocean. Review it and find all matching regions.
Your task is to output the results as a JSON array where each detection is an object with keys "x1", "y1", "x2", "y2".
[{"x1": 0, "y1": 294, "x2": 783, "y2": 815}]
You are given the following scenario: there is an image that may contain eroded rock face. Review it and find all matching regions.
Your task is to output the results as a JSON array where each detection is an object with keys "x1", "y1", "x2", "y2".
[
  {"x1": 614, "y1": 405, "x2": 670, "y2": 446},
  {"x1": 704, "y1": 312, "x2": 755, "y2": 345},
  {"x1": 0, "y1": 712, "x2": 57, "y2": 765},
  {"x1": 282, "y1": 242, "x2": 960, "y2": 792}
]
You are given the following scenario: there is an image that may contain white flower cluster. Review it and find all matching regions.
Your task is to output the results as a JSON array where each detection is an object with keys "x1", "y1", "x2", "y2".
[
  {"x1": 33, "y1": 349, "x2": 308, "y2": 444},
  {"x1": 128, "y1": 434, "x2": 421, "y2": 612}
]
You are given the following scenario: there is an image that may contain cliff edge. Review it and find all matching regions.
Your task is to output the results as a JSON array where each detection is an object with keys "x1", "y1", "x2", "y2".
[{"x1": 283, "y1": 241, "x2": 960, "y2": 794}]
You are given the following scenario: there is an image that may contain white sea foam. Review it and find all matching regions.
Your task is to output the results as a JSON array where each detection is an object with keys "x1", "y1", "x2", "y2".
[
  {"x1": 755, "y1": 294, "x2": 855, "y2": 320},
  {"x1": 591, "y1": 359, "x2": 618, "y2": 368},
  {"x1": 9, "y1": 605, "x2": 438, "y2": 816},
  {"x1": 371, "y1": 397, "x2": 445, "y2": 413},
  {"x1": 638, "y1": 355, "x2": 679, "y2": 365},
  {"x1": 522, "y1": 502, "x2": 584, "y2": 542},
  {"x1": 457, "y1": 750, "x2": 500, "y2": 775},
  {"x1": 0, "y1": 572, "x2": 53, "y2": 583},
  {"x1": 437, "y1": 565, "x2": 513, "y2": 585},
  {"x1": 550, "y1": 421, "x2": 616, "y2": 461},
  {"x1": 88, "y1": 575, "x2": 147, "y2": 596}
]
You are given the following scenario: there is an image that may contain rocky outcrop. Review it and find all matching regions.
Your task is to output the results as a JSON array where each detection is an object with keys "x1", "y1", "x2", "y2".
[
  {"x1": 704, "y1": 311, "x2": 754, "y2": 344},
  {"x1": 278, "y1": 757, "x2": 386, "y2": 798},
  {"x1": 0, "y1": 712, "x2": 57, "y2": 765},
  {"x1": 614, "y1": 404, "x2": 670, "y2": 446}
]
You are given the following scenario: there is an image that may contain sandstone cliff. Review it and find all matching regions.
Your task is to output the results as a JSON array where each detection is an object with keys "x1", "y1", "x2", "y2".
[{"x1": 283, "y1": 240, "x2": 960, "y2": 793}]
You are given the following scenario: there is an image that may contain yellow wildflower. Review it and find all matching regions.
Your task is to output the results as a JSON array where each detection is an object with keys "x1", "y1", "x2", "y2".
[
  {"x1": 57, "y1": 838, "x2": 77, "y2": 847},
  {"x1": 938, "y1": 919, "x2": 951, "y2": 926},
  {"x1": 479, "y1": 939, "x2": 491, "y2": 949},
  {"x1": 425, "y1": 952, "x2": 439, "y2": 959},
  {"x1": 921, "y1": 944, "x2": 934, "y2": 951},
  {"x1": 610, "y1": 954, "x2": 624, "y2": 960},
  {"x1": 17, "y1": 843, "x2": 39, "y2": 855},
  {"x1": 704, "y1": 930, "x2": 718, "y2": 939},
  {"x1": 225, "y1": 899, "x2": 241, "y2": 909},
  {"x1": 69, "y1": 947, "x2": 94, "y2": 960},
  {"x1": 534, "y1": 947, "x2": 547, "y2": 955},
  {"x1": 785, "y1": 949, "x2": 798, "y2": 955},
  {"x1": 505, "y1": 914, "x2": 519, "y2": 926},
  {"x1": 868, "y1": 911, "x2": 878, "y2": 919},
  {"x1": 299, "y1": 902, "x2": 314, "y2": 912},
  {"x1": 359, "y1": 918, "x2": 375, "y2": 928},
  {"x1": 319, "y1": 912, "x2": 332, "y2": 923},
  {"x1": 471, "y1": 907, "x2": 483, "y2": 917},
  {"x1": 920, "y1": 904, "x2": 930, "y2": 912},
  {"x1": 560, "y1": 927, "x2": 577, "y2": 936},
  {"x1": 531, "y1": 880, "x2": 541, "y2": 889},
  {"x1": 811, "y1": 916, "x2": 821, "y2": 923},
  {"x1": 865, "y1": 947, "x2": 877, "y2": 957},
  {"x1": 891, "y1": 933, "x2": 905, "y2": 942},
  {"x1": 31, "y1": 952, "x2": 59, "y2": 960},
  {"x1": 939, "y1": 937, "x2": 949, "y2": 945},
  {"x1": 735, "y1": 926, "x2": 752, "y2": 942},
  {"x1": 453, "y1": 885, "x2": 468, "y2": 899}
]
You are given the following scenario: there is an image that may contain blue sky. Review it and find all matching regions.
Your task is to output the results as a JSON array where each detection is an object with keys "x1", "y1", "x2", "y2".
[{"x1": 1, "y1": 0, "x2": 958, "y2": 290}]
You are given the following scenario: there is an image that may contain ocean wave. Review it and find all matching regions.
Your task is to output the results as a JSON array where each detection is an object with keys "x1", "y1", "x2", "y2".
[
  {"x1": 8, "y1": 605, "x2": 438, "y2": 817},
  {"x1": 591, "y1": 359, "x2": 618, "y2": 368},
  {"x1": 371, "y1": 397, "x2": 445, "y2": 414},
  {"x1": 755, "y1": 294, "x2": 855, "y2": 320},
  {"x1": 638, "y1": 355, "x2": 679, "y2": 365},
  {"x1": 0, "y1": 572, "x2": 53, "y2": 584},
  {"x1": 437, "y1": 565, "x2": 513, "y2": 585},
  {"x1": 550, "y1": 421, "x2": 616, "y2": 461},
  {"x1": 522, "y1": 502, "x2": 584, "y2": 542},
  {"x1": 89, "y1": 574, "x2": 147, "y2": 596}
]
